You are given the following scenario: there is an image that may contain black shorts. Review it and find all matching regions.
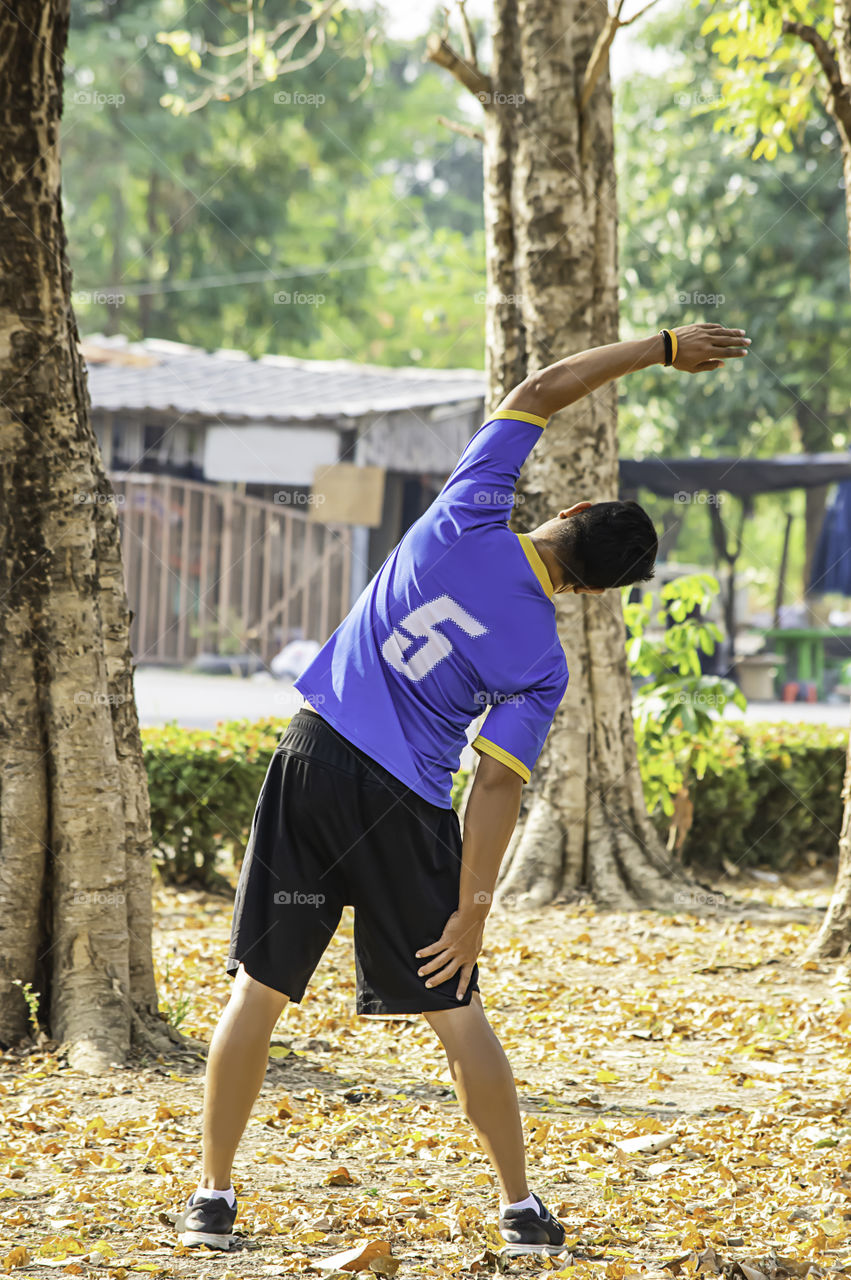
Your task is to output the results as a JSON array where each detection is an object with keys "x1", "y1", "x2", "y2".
[{"x1": 226, "y1": 707, "x2": 479, "y2": 1015}]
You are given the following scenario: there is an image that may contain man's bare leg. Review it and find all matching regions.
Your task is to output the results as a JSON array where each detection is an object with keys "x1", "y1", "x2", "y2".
[
  {"x1": 198, "y1": 964, "x2": 289, "y2": 1191},
  {"x1": 424, "y1": 993, "x2": 528, "y2": 1205}
]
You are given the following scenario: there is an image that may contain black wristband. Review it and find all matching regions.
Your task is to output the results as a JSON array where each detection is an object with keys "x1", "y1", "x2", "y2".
[{"x1": 659, "y1": 329, "x2": 673, "y2": 367}]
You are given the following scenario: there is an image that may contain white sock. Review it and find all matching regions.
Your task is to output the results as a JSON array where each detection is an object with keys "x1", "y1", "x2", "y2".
[
  {"x1": 501, "y1": 1192, "x2": 540, "y2": 1215},
  {"x1": 194, "y1": 1185, "x2": 236, "y2": 1209}
]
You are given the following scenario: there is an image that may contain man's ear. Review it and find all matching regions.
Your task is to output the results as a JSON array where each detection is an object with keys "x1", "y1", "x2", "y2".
[{"x1": 557, "y1": 500, "x2": 594, "y2": 520}]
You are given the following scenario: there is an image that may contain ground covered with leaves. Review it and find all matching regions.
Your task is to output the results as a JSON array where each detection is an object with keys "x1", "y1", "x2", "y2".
[{"x1": 1, "y1": 866, "x2": 850, "y2": 1280}]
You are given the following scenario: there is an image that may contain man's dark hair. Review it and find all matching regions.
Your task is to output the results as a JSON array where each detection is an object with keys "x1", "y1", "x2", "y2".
[{"x1": 552, "y1": 500, "x2": 658, "y2": 590}]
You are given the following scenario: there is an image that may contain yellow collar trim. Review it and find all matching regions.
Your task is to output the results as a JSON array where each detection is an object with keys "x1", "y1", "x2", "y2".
[{"x1": 516, "y1": 533, "x2": 555, "y2": 599}]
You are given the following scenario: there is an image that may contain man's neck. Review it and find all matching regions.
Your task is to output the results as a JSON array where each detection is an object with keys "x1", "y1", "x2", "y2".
[{"x1": 527, "y1": 535, "x2": 567, "y2": 594}]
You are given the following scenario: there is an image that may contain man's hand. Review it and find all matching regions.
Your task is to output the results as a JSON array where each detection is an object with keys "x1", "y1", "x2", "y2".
[
  {"x1": 671, "y1": 322, "x2": 750, "y2": 373},
  {"x1": 415, "y1": 905, "x2": 487, "y2": 1001}
]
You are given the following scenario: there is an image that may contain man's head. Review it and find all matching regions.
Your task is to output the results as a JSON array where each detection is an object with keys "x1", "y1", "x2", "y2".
[{"x1": 533, "y1": 499, "x2": 658, "y2": 595}]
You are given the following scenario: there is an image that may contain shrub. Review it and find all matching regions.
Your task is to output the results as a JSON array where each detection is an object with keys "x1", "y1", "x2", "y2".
[
  {"x1": 142, "y1": 717, "x2": 285, "y2": 886},
  {"x1": 650, "y1": 720, "x2": 847, "y2": 870},
  {"x1": 141, "y1": 712, "x2": 847, "y2": 884}
]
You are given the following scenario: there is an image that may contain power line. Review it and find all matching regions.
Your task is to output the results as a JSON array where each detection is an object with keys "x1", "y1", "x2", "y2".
[{"x1": 75, "y1": 255, "x2": 390, "y2": 298}]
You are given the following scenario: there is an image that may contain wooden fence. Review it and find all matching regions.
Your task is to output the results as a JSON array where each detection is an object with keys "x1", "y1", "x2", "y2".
[{"x1": 110, "y1": 475, "x2": 352, "y2": 665}]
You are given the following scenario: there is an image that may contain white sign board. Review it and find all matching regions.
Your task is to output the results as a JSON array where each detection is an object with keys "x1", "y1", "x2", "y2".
[{"x1": 203, "y1": 425, "x2": 340, "y2": 485}]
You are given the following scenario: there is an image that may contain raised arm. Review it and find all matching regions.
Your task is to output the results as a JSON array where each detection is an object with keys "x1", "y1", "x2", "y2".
[{"x1": 497, "y1": 323, "x2": 751, "y2": 421}]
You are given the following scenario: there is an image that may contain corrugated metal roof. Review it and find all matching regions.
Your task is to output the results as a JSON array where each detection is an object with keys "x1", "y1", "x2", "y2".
[{"x1": 82, "y1": 334, "x2": 486, "y2": 423}]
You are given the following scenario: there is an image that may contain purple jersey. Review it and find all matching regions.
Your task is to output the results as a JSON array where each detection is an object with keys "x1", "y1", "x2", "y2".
[{"x1": 295, "y1": 410, "x2": 569, "y2": 807}]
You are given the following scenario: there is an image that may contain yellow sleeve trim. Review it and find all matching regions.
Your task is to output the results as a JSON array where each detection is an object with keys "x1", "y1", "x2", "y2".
[
  {"x1": 472, "y1": 735, "x2": 532, "y2": 783},
  {"x1": 488, "y1": 408, "x2": 549, "y2": 428},
  {"x1": 516, "y1": 533, "x2": 555, "y2": 599}
]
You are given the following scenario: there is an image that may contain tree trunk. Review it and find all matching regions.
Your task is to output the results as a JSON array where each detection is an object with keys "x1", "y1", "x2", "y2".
[
  {"x1": 802, "y1": 3, "x2": 851, "y2": 957},
  {"x1": 805, "y1": 699, "x2": 851, "y2": 960},
  {"x1": 833, "y1": 1, "x2": 851, "y2": 284},
  {"x1": 476, "y1": 0, "x2": 695, "y2": 908},
  {"x1": 0, "y1": 0, "x2": 161, "y2": 1070}
]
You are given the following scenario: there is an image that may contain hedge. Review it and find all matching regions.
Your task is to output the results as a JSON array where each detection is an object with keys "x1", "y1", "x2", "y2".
[
  {"x1": 662, "y1": 721, "x2": 848, "y2": 871},
  {"x1": 143, "y1": 717, "x2": 282, "y2": 885},
  {"x1": 141, "y1": 716, "x2": 848, "y2": 885}
]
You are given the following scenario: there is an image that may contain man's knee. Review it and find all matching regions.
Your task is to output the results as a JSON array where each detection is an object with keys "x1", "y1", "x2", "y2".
[
  {"x1": 423, "y1": 991, "x2": 486, "y2": 1043},
  {"x1": 231, "y1": 964, "x2": 289, "y2": 1020}
]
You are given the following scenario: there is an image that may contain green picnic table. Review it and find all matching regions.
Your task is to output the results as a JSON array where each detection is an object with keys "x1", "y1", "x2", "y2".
[{"x1": 760, "y1": 627, "x2": 851, "y2": 698}]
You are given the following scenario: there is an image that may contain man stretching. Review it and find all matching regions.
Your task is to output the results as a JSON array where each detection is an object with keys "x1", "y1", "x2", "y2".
[{"x1": 175, "y1": 323, "x2": 749, "y2": 1256}]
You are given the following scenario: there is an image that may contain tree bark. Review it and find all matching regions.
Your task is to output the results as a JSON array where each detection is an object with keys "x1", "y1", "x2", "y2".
[
  {"x1": 0, "y1": 0, "x2": 160, "y2": 1069},
  {"x1": 799, "y1": 2, "x2": 851, "y2": 957},
  {"x1": 804, "y1": 699, "x2": 851, "y2": 960},
  {"x1": 432, "y1": 0, "x2": 698, "y2": 908}
]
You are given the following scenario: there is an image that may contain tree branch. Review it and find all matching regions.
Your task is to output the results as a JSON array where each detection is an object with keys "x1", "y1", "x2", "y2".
[
  {"x1": 436, "y1": 113, "x2": 484, "y2": 142},
  {"x1": 580, "y1": 0, "x2": 663, "y2": 111},
  {"x1": 425, "y1": 32, "x2": 492, "y2": 101},
  {"x1": 782, "y1": 19, "x2": 851, "y2": 137},
  {"x1": 457, "y1": 0, "x2": 477, "y2": 67}
]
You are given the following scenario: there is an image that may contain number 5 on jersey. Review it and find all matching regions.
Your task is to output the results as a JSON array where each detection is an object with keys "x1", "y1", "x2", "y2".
[{"x1": 381, "y1": 594, "x2": 487, "y2": 681}]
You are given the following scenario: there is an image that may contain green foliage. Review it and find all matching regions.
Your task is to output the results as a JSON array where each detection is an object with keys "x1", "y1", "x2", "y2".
[
  {"x1": 63, "y1": 2, "x2": 486, "y2": 368},
  {"x1": 158, "y1": 959, "x2": 194, "y2": 1029},
  {"x1": 140, "y1": 705, "x2": 847, "y2": 887},
  {"x1": 698, "y1": 0, "x2": 833, "y2": 160},
  {"x1": 650, "y1": 719, "x2": 848, "y2": 869},
  {"x1": 143, "y1": 714, "x2": 473, "y2": 885},
  {"x1": 11, "y1": 981, "x2": 41, "y2": 1033},
  {"x1": 625, "y1": 573, "x2": 746, "y2": 816},
  {"x1": 142, "y1": 716, "x2": 283, "y2": 886},
  {"x1": 616, "y1": 1, "x2": 851, "y2": 606}
]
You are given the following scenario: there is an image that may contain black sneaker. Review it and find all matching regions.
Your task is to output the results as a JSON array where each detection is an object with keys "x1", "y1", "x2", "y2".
[
  {"x1": 175, "y1": 1191, "x2": 237, "y2": 1250},
  {"x1": 499, "y1": 1194, "x2": 566, "y2": 1257}
]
